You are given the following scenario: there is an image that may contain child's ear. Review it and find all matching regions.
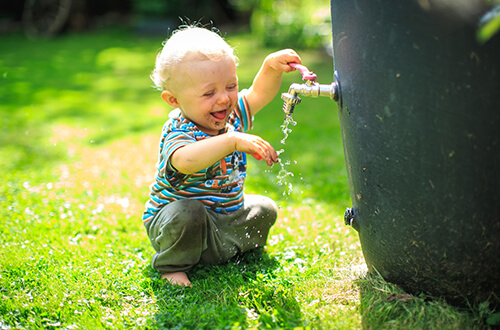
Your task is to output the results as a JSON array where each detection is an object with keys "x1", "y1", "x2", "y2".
[{"x1": 161, "y1": 90, "x2": 179, "y2": 108}]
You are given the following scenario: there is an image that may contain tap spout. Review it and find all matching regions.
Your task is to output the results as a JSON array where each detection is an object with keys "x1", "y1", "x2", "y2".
[
  {"x1": 287, "y1": 82, "x2": 338, "y2": 101},
  {"x1": 281, "y1": 64, "x2": 342, "y2": 116},
  {"x1": 281, "y1": 81, "x2": 339, "y2": 115},
  {"x1": 281, "y1": 89, "x2": 301, "y2": 116}
]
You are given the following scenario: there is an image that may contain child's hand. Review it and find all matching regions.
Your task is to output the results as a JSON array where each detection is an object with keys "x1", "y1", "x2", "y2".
[
  {"x1": 230, "y1": 132, "x2": 278, "y2": 166},
  {"x1": 265, "y1": 49, "x2": 302, "y2": 73},
  {"x1": 246, "y1": 49, "x2": 302, "y2": 115}
]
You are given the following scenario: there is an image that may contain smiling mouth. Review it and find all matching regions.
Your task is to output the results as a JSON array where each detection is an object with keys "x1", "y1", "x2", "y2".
[{"x1": 211, "y1": 110, "x2": 227, "y2": 120}]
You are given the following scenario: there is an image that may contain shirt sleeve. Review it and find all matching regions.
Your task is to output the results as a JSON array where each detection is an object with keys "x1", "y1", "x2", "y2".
[
  {"x1": 160, "y1": 130, "x2": 196, "y2": 174},
  {"x1": 234, "y1": 89, "x2": 253, "y2": 133}
]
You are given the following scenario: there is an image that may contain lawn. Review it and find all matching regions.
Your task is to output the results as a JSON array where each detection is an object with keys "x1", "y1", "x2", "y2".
[{"x1": 0, "y1": 28, "x2": 495, "y2": 328}]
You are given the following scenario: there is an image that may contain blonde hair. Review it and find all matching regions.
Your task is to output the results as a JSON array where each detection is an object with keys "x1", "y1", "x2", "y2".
[{"x1": 151, "y1": 26, "x2": 238, "y2": 91}]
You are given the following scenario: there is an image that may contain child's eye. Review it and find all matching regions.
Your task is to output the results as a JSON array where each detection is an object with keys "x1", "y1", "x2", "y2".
[
  {"x1": 203, "y1": 91, "x2": 214, "y2": 97},
  {"x1": 227, "y1": 84, "x2": 237, "y2": 90}
]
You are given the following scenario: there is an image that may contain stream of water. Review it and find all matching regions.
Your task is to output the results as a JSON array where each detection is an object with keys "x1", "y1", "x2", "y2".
[{"x1": 275, "y1": 114, "x2": 297, "y2": 196}]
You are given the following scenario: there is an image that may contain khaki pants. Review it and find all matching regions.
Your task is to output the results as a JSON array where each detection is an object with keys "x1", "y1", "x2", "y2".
[{"x1": 144, "y1": 194, "x2": 277, "y2": 274}]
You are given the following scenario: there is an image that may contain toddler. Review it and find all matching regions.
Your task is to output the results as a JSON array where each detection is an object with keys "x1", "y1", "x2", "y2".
[{"x1": 143, "y1": 25, "x2": 301, "y2": 286}]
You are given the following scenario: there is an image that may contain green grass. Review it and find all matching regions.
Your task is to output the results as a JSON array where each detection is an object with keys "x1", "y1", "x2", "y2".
[{"x1": 0, "y1": 28, "x2": 496, "y2": 329}]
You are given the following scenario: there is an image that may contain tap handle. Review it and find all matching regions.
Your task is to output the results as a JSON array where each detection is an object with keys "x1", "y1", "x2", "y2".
[{"x1": 289, "y1": 62, "x2": 317, "y2": 82}]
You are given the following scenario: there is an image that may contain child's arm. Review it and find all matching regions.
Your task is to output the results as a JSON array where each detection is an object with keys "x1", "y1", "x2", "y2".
[
  {"x1": 246, "y1": 49, "x2": 302, "y2": 116},
  {"x1": 171, "y1": 131, "x2": 278, "y2": 174}
]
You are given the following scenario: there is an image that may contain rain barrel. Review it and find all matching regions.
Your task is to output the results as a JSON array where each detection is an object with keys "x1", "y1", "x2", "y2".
[{"x1": 330, "y1": 0, "x2": 500, "y2": 304}]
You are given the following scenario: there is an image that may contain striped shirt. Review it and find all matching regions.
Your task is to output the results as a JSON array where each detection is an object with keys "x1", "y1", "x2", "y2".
[{"x1": 142, "y1": 91, "x2": 253, "y2": 223}]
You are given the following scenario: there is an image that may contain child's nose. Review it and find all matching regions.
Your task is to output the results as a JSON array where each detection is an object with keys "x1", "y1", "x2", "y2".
[{"x1": 217, "y1": 92, "x2": 230, "y2": 104}]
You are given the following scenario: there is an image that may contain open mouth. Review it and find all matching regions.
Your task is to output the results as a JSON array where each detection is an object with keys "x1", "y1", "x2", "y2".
[{"x1": 211, "y1": 110, "x2": 227, "y2": 120}]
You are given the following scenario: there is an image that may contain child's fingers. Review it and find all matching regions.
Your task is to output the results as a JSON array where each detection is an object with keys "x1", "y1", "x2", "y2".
[
  {"x1": 235, "y1": 132, "x2": 277, "y2": 165},
  {"x1": 268, "y1": 49, "x2": 301, "y2": 72},
  {"x1": 252, "y1": 153, "x2": 262, "y2": 161},
  {"x1": 251, "y1": 147, "x2": 277, "y2": 166},
  {"x1": 283, "y1": 50, "x2": 301, "y2": 66},
  {"x1": 263, "y1": 148, "x2": 279, "y2": 166}
]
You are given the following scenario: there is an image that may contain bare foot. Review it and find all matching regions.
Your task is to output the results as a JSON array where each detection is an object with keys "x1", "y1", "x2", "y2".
[{"x1": 161, "y1": 272, "x2": 191, "y2": 287}]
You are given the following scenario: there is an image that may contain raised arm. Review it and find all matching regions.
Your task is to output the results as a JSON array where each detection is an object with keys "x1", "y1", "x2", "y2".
[{"x1": 246, "y1": 49, "x2": 301, "y2": 116}]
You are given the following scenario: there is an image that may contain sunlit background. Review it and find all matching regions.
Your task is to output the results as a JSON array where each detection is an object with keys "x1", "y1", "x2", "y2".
[
  {"x1": 1, "y1": 1, "x2": 495, "y2": 328},
  {"x1": 0, "y1": 0, "x2": 341, "y2": 206}
]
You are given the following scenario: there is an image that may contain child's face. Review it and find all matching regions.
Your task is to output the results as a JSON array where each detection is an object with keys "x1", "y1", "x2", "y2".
[{"x1": 166, "y1": 56, "x2": 238, "y2": 135}]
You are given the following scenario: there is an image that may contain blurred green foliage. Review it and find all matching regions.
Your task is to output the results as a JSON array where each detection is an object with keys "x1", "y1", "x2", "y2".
[
  {"x1": 477, "y1": 5, "x2": 500, "y2": 43},
  {"x1": 128, "y1": 0, "x2": 331, "y2": 48},
  {"x1": 131, "y1": 0, "x2": 173, "y2": 18},
  {"x1": 251, "y1": 0, "x2": 331, "y2": 48},
  {"x1": 130, "y1": 0, "x2": 246, "y2": 29}
]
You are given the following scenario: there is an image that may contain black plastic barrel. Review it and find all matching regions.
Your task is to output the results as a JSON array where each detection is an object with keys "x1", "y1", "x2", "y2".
[{"x1": 331, "y1": 0, "x2": 500, "y2": 304}]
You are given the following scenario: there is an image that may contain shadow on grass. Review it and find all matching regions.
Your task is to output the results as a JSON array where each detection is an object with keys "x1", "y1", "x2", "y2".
[
  {"x1": 355, "y1": 271, "x2": 497, "y2": 329},
  {"x1": 143, "y1": 248, "x2": 303, "y2": 329}
]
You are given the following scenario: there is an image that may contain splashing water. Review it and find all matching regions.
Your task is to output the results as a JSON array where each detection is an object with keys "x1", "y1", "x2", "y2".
[
  {"x1": 280, "y1": 114, "x2": 296, "y2": 145},
  {"x1": 275, "y1": 114, "x2": 297, "y2": 195}
]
